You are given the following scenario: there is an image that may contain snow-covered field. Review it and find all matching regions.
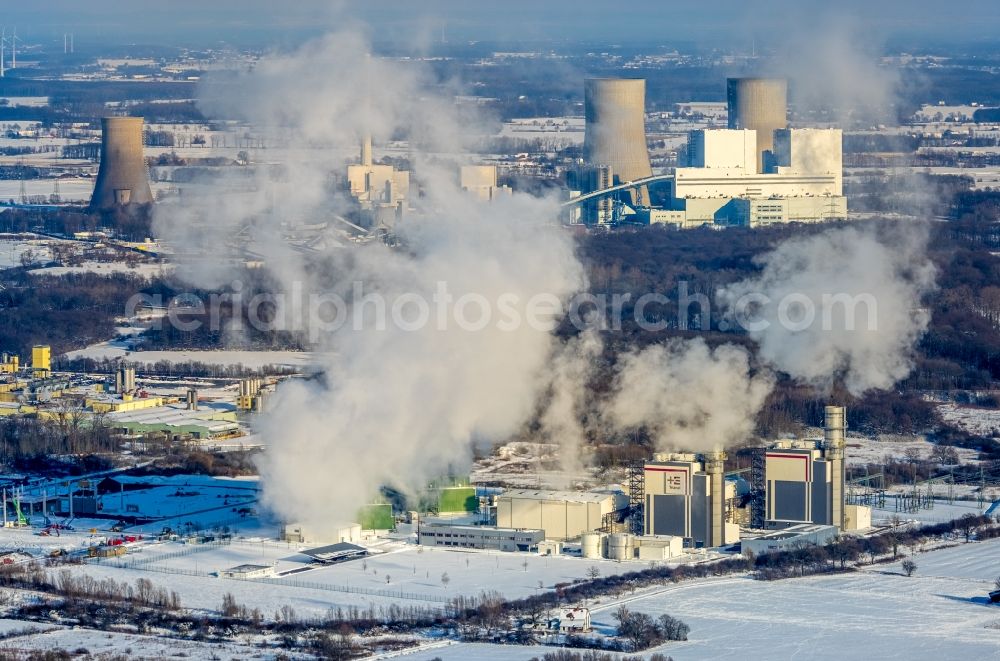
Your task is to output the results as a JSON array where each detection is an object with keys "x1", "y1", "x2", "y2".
[
  {"x1": 394, "y1": 539, "x2": 1000, "y2": 660},
  {"x1": 29, "y1": 260, "x2": 169, "y2": 278},
  {"x1": 937, "y1": 402, "x2": 1000, "y2": 437},
  {"x1": 64, "y1": 344, "x2": 315, "y2": 371},
  {"x1": 845, "y1": 433, "x2": 981, "y2": 466},
  {"x1": 69, "y1": 540, "x2": 665, "y2": 618}
]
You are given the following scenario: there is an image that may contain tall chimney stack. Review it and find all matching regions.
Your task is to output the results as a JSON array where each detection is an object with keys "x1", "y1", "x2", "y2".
[{"x1": 824, "y1": 405, "x2": 847, "y2": 529}]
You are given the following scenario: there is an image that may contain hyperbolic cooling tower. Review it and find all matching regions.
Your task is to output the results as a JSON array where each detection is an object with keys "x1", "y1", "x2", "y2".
[
  {"x1": 726, "y1": 77, "x2": 788, "y2": 172},
  {"x1": 90, "y1": 116, "x2": 154, "y2": 210},
  {"x1": 583, "y1": 78, "x2": 653, "y2": 206}
]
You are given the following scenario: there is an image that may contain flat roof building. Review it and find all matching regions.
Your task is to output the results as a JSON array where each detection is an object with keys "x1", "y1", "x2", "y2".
[{"x1": 418, "y1": 524, "x2": 543, "y2": 552}]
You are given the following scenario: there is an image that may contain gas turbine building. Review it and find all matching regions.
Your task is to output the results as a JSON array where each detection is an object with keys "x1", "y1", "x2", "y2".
[{"x1": 90, "y1": 117, "x2": 154, "y2": 210}]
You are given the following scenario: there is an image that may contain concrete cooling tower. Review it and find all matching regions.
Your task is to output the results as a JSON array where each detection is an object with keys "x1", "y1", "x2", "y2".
[
  {"x1": 90, "y1": 116, "x2": 153, "y2": 210},
  {"x1": 583, "y1": 78, "x2": 654, "y2": 206},
  {"x1": 726, "y1": 77, "x2": 788, "y2": 172}
]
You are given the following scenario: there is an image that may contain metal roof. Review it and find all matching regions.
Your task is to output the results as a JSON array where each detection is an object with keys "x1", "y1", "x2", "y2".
[{"x1": 500, "y1": 489, "x2": 621, "y2": 504}]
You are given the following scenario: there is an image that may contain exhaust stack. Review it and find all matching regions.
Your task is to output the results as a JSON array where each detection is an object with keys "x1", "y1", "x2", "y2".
[{"x1": 823, "y1": 405, "x2": 846, "y2": 529}]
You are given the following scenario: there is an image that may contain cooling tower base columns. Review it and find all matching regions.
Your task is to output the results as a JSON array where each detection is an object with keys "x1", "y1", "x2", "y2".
[{"x1": 90, "y1": 116, "x2": 154, "y2": 211}]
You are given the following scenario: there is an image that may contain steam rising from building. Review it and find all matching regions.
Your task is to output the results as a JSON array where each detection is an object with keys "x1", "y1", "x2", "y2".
[
  {"x1": 158, "y1": 30, "x2": 588, "y2": 532},
  {"x1": 90, "y1": 117, "x2": 154, "y2": 210}
]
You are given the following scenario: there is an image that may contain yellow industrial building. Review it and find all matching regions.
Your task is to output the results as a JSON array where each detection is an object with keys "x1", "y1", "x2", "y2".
[
  {"x1": 496, "y1": 489, "x2": 628, "y2": 542},
  {"x1": 31, "y1": 346, "x2": 51, "y2": 377}
]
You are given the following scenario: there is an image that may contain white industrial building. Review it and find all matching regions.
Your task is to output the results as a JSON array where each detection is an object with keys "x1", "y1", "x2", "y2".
[
  {"x1": 741, "y1": 524, "x2": 838, "y2": 555},
  {"x1": 346, "y1": 134, "x2": 409, "y2": 229},
  {"x1": 280, "y1": 522, "x2": 362, "y2": 545},
  {"x1": 460, "y1": 165, "x2": 512, "y2": 201},
  {"x1": 660, "y1": 127, "x2": 847, "y2": 228},
  {"x1": 496, "y1": 489, "x2": 628, "y2": 542}
]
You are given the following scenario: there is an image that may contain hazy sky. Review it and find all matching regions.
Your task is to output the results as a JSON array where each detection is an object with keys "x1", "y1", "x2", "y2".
[{"x1": 8, "y1": 1, "x2": 1000, "y2": 49}]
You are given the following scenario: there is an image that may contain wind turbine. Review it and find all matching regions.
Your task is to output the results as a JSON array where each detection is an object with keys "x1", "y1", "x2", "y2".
[
  {"x1": 1, "y1": 28, "x2": 6, "y2": 78},
  {"x1": 11, "y1": 28, "x2": 19, "y2": 69}
]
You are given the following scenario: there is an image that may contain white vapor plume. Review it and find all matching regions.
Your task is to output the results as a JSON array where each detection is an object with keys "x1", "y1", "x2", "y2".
[
  {"x1": 720, "y1": 223, "x2": 936, "y2": 396},
  {"x1": 604, "y1": 338, "x2": 774, "y2": 453},
  {"x1": 763, "y1": 12, "x2": 901, "y2": 126},
  {"x1": 538, "y1": 329, "x2": 602, "y2": 483},
  {"x1": 158, "y1": 30, "x2": 587, "y2": 533}
]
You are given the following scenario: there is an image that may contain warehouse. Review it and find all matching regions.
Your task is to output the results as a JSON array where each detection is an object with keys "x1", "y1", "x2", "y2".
[
  {"x1": 496, "y1": 489, "x2": 628, "y2": 542},
  {"x1": 741, "y1": 524, "x2": 838, "y2": 555},
  {"x1": 418, "y1": 524, "x2": 543, "y2": 552}
]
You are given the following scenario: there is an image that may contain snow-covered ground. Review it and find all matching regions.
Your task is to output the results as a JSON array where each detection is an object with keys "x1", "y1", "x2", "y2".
[
  {"x1": 64, "y1": 344, "x2": 314, "y2": 371},
  {"x1": 937, "y1": 402, "x2": 1000, "y2": 437},
  {"x1": 846, "y1": 433, "x2": 981, "y2": 466},
  {"x1": 0, "y1": 624, "x2": 305, "y2": 660},
  {"x1": 29, "y1": 260, "x2": 169, "y2": 278}
]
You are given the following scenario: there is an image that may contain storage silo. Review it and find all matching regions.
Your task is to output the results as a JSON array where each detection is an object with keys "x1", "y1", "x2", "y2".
[
  {"x1": 581, "y1": 531, "x2": 606, "y2": 559},
  {"x1": 607, "y1": 532, "x2": 634, "y2": 561},
  {"x1": 583, "y1": 78, "x2": 654, "y2": 206},
  {"x1": 726, "y1": 78, "x2": 788, "y2": 172},
  {"x1": 90, "y1": 116, "x2": 154, "y2": 210}
]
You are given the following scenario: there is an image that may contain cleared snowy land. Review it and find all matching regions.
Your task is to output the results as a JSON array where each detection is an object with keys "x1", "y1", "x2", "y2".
[
  {"x1": 396, "y1": 539, "x2": 1000, "y2": 661},
  {"x1": 65, "y1": 342, "x2": 315, "y2": 370},
  {"x1": 69, "y1": 541, "x2": 672, "y2": 617}
]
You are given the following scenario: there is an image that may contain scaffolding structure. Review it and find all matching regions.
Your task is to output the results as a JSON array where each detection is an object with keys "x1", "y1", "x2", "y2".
[
  {"x1": 627, "y1": 460, "x2": 645, "y2": 536},
  {"x1": 749, "y1": 447, "x2": 766, "y2": 528}
]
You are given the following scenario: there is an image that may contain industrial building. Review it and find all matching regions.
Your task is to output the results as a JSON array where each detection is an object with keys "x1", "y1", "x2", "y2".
[
  {"x1": 762, "y1": 406, "x2": 848, "y2": 529},
  {"x1": 741, "y1": 523, "x2": 839, "y2": 555},
  {"x1": 418, "y1": 523, "x2": 544, "y2": 552},
  {"x1": 495, "y1": 489, "x2": 628, "y2": 542},
  {"x1": 31, "y1": 345, "x2": 51, "y2": 378},
  {"x1": 639, "y1": 451, "x2": 739, "y2": 548},
  {"x1": 106, "y1": 401, "x2": 239, "y2": 439},
  {"x1": 665, "y1": 126, "x2": 846, "y2": 227},
  {"x1": 280, "y1": 522, "x2": 362, "y2": 546},
  {"x1": 90, "y1": 116, "x2": 154, "y2": 210},
  {"x1": 460, "y1": 165, "x2": 512, "y2": 201},
  {"x1": 346, "y1": 134, "x2": 409, "y2": 229},
  {"x1": 727, "y1": 77, "x2": 788, "y2": 171},
  {"x1": 567, "y1": 75, "x2": 846, "y2": 229}
]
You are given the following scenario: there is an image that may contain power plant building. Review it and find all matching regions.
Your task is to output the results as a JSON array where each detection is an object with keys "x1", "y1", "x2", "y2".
[
  {"x1": 764, "y1": 406, "x2": 847, "y2": 529},
  {"x1": 496, "y1": 489, "x2": 628, "y2": 542},
  {"x1": 460, "y1": 165, "x2": 512, "y2": 202},
  {"x1": 665, "y1": 127, "x2": 846, "y2": 228},
  {"x1": 346, "y1": 134, "x2": 409, "y2": 229},
  {"x1": 727, "y1": 77, "x2": 788, "y2": 171},
  {"x1": 642, "y1": 452, "x2": 739, "y2": 548},
  {"x1": 582, "y1": 78, "x2": 654, "y2": 208},
  {"x1": 90, "y1": 117, "x2": 154, "y2": 210}
]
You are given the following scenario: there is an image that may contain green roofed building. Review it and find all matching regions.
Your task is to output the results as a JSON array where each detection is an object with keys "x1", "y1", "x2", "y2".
[
  {"x1": 358, "y1": 503, "x2": 394, "y2": 531},
  {"x1": 438, "y1": 486, "x2": 478, "y2": 514}
]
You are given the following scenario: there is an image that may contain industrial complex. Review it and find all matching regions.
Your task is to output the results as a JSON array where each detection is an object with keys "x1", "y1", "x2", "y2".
[{"x1": 568, "y1": 76, "x2": 847, "y2": 228}]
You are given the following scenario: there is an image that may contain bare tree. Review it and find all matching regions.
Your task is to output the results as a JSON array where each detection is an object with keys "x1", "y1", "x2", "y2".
[
  {"x1": 441, "y1": 572, "x2": 450, "y2": 589},
  {"x1": 901, "y1": 560, "x2": 917, "y2": 577},
  {"x1": 586, "y1": 565, "x2": 601, "y2": 580}
]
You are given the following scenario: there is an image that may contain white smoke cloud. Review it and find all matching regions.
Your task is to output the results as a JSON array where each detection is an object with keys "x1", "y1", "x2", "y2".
[
  {"x1": 538, "y1": 328, "x2": 602, "y2": 483},
  {"x1": 720, "y1": 223, "x2": 936, "y2": 396},
  {"x1": 154, "y1": 30, "x2": 588, "y2": 531},
  {"x1": 604, "y1": 338, "x2": 774, "y2": 453}
]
